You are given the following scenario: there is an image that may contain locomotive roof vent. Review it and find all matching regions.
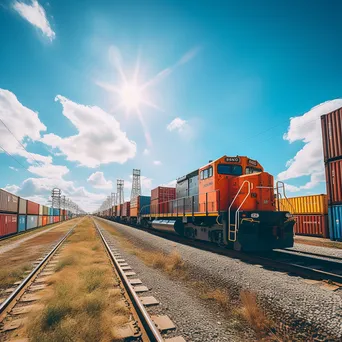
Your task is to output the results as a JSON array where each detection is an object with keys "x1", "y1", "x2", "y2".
[{"x1": 209, "y1": 160, "x2": 213, "y2": 163}]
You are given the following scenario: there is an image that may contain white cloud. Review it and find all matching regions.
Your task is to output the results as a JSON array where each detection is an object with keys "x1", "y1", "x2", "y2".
[
  {"x1": 87, "y1": 171, "x2": 113, "y2": 189},
  {"x1": 41, "y1": 95, "x2": 136, "y2": 168},
  {"x1": 143, "y1": 148, "x2": 150, "y2": 156},
  {"x1": 13, "y1": 0, "x2": 55, "y2": 41},
  {"x1": 9, "y1": 166, "x2": 18, "y2": 172},
  {"x1": 278, "y1": 99, "x2": 342, "y2": 192},
  {"x1": 28, "y1": 163, "x2": 69, "y2": 179},
  {"x1": 167, "y1": 117, "x2": 187, "y2": 132},
  {"x1": 3, "y1": 184, "x2": 20, "y2": 194},
  {"x1": 161, "y1": 179, "x2": 177, "y2": 187},
  {"x1": 153, "y1": 160, "x2": 162, "y2": 166}
]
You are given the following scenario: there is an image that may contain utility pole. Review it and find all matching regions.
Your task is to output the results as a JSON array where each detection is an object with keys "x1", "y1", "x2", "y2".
[
  {"x1": 116, "y1": 180, "x2": 124, "y2": 205},
  {"x1": 51, "y1": 188, "x2": 61, "y2": 209}
]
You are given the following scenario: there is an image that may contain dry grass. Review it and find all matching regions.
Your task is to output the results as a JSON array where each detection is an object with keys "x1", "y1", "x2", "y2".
[
  {"x1": 24, "y1": 217, "x2": 130, "y2": 342},
  {"x1": 0, "y1": 221, "x2": 79, "y2": 293},
  {"x1": 295, "y1": 237, "x2": 342, "y2": 250},
  {"x1": 200, "y1": 289, "x2": 231, "y2": 309}
]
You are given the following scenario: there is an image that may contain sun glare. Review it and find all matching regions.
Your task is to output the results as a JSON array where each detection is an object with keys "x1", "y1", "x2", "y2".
[{"x1": 120, "y1": 83, "x2": 143, "y2": 110}]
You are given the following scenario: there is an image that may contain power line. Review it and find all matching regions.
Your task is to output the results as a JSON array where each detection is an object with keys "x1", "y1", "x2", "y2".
[
  {"x1": 0, "y1": 118, "x2": 44, "y2": 167},
  {"x1": 0, "y1": 144, "x2": 33, "y2": 175}
]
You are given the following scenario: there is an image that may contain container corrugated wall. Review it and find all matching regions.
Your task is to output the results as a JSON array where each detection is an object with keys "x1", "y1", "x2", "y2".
[
  {"x1": 49, "y1": 216, "x2": 54, "y2": 224},
  {"x1": 19, "y1": 198, "x2": 27, "y2": 214},
  {"x1": 42, "y1": 216, "x2": 48, "y2": 226},
  {"x1": 39, "y1": 205, "x2": 43, "y2": 216},
  {"x1": 18, "y1": 215, "x2": 26, "y2": 232},
  {"x1": 38, "y1": 216, "x2": 43, "y2": 227},
  {"x1": 325, "y1": 160, "x2": 342, "y2": 204},
  {"x1": 0, "y1": 189, "x2": 18, "y2": 213},
  {"x1": 122, "y1": 202, "x2": 130, "y2": 217},
  {"x1": 48, "y1": 207, "x2": 53, "y2": 216},
  {"x1": 278, "y1": 195, "x2": 327, "y2": 215},
  {"x1": 0, "y1": 213, "x2": 17, "y2": 237},
  {"x1": 53, "y1": 208, "x2": 60, "y2": 216},
  {"x1": 328, "y1": 205, "x2": 342, "y2": 241},
  {"x1": 321, "y1": 108, "x2": 342, "y2": 162},
  {"x1": 43, "y1": 206, "x2": 49, "y2": 215},
  {"x1": 293, "y1": 215, "x2": 328, "y2": 238},
  {"x1": 53, "y1": 216, "x2": 59, "y2": 223},
  {"x1": 27, "y1": 201, "x2": 39, "y2": 215},
  {"x1": 27, "y1": 216, "x2": 38, "y2": 230}
]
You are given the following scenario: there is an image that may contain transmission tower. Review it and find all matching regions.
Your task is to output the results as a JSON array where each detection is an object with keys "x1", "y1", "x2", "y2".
[
  {"x1": 131, "y1": 169, "x2": 141, "y2": 200},
  {"x1": 51, "y1": 188, "x2": 61, "y2": 209},
  {"x1": 116, "y1": 180, "x2": 124, "y2": 205},
  {"x1": 111, "y1": 192, "x2": 116, "y2": 207}
]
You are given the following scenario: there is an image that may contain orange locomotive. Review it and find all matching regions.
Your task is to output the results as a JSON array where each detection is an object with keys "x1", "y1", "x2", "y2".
[{"x1": 143, "y1": 155, "x2": 294, "y2": 251}]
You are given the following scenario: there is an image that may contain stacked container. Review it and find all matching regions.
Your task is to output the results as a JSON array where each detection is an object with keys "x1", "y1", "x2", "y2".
[
  {"x1": 0, "y1": 189, "x2": 18, "y2": 213},
  {"x1": 321, "y1": 107, "x2": 342, "y2": 241},
  {"x1": 27, "y1": 200, "x2": 39, "y2": 230},
  {"x1": 18, "y1": 198, "x2": 27, "y2": 232},
  {"x1": 278, "y1": 195, "x2": 328, "y2": 238},
  {"x1": 122, "y1": 202, "x2": 130, "y2": 217},
  {"x1": 130, "y1": 196, "x2": 151, "y2": 217},
  {"x1": 151, "y1": 186, "x2": 176, "y2": 214}
]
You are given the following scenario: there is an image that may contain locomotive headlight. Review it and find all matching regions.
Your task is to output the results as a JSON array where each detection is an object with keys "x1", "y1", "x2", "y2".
[
  {"x1": 285, "y1": 213, "x2": 292, "y2": 218},
  {"x1": 251, "y1": 213, "x2": 259, "y2": 218}
]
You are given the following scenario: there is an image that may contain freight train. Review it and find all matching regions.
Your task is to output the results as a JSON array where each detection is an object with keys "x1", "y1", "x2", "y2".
[{"x1": 97, "y1": 155, "x2": 295, "y2": 251}]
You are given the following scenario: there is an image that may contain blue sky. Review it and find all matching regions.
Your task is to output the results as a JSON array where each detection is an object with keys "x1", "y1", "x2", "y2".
[{"x1": 0, "y1": 0, "x2": 342, "y2": 212}]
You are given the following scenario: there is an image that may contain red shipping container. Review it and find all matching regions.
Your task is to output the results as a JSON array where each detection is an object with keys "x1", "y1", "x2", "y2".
[
  {"x1": 0, "y1": 189, "x2": 18, "y2": 213},
  {"x1": 119, "y1": 204, "x2": 123, "y2": 216},
  {"x1": 0, "y1": 213, "x2": 17, "y2": 237},
  {"x1": 151, "y1": 198, "x2": 170, "y2": 214},
  {"x1": 42, "y1": 216, "x2": 48, "y2": 226},
  {"x1": 27, "y1": 201, "x2": 39, "y2": 215},
  {"x1": 325, "y1": 159, "x2": 342, "y2": 205},
  {"x1": 321, "y1": 108, "x2": 342, "y2": 162},
  {"x1": 53, "y1": 216, "x2": 60, "y2": 223},
  {"x1": 122, "y1": 202, "x2": 130, "y2": 217},
  {"x1": 151, "y1": 187, "x2": 176, "y2": 202},
  {"x1": 293, "y1": 214, "x2": 328, "y2": 238}
]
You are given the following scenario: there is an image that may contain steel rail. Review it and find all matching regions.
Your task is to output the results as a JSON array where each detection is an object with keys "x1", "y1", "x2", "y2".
[
  {"x1": 97, "y1": 217, "x2": 342, "y2": 285},
  {"x1": 93, "y1": 219, "x2": 164, "y2": 342},
  {"x1": 282, "y1": 248, "x2": 342, "y2": 262},
  {"x1": 0, "y1": 219, "x2": 81, "y2": 319}
]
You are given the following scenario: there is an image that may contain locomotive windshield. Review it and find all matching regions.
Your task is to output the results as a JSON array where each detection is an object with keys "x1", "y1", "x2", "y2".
[{"x1": 217, "y1": 164, "x2": 243, "y2": 175}]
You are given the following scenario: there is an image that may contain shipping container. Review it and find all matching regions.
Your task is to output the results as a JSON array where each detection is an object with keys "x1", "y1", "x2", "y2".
[
  {"x1": 48, "y1": 207, "x2": 53, "y2": 216},
  {"x1": 42, "y1": 216, "x2": 48, "y2": 226},
  {"x1": 122, "y1": 202, "x2": 130, "y2": 217},
  {"x1": 0, "y1": 213, "x2": 17, "y2": 237},
  {"x1": 19, "y1": 198, "x2": 27, "y2": 214},
  {"x1": 39, "y1": 205, "x2": 43, "y2": 216},
  {"x1": 27, "y1": 201, "x2": 39, "y2": 215},
  {"x1": 328, "y1": 205, "x2": 342, "y2": 241},
  {"x1": 38, "y1": 216, "x2": 43, "y2": 227},
  {"x1": 151, "y1": 186, "x2": 176, "y2": 202},
  {"x1": 325, "y1": 159, "x2": 342, "y2": 205},
  {"x1": 119, "y1": 204, "x2": 123, "y2": 216},
  {"x1": 131, "y1": 196, "x2": 151, "y2": 216},
  {"x1": 27, "y1": 215, "x2": 38, "y2": 230},
  {"x1": 43, "y1": 206, "x2": 49, "y2": 216},
  {"x1": 293, "y1": 214, "x2": 328, "y2": 238},
  {"x1": 49, "y1": 216, "x2": 54, "y2": 224},
  {"x1": 0, "y1": 189, "x2": 18, "y2": 213},
  {"x1": 18, "y1": 215, "x2": 26, "y2": 232},
  {"x1": 53, "y1": 216, "x2": 59, "y2": 223},
  {"x1": 321, "y1": 108, "x2": 342, "y2": 162},
  {"x1": 53, "y1": 208, "x2": 60, "y2": 216},
  {"x1": 278, "y1": 195, "x2": 328, "y2": 215},
  {"x1": 151, "y1": 198, "x2": 171, "y2": 215}
]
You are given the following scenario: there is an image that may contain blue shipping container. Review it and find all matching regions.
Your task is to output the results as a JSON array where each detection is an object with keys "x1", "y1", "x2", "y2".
[
  {"x1": 48, "y1": 207, "x2": 53, "y2": 216},
  {"x1": 328, "y1": 205, "x2": 342, "y2": 241},
  {"x1": 27, "y1": 215, "x2": 38, "y2": 230},
  {"x1": 18, "y1": 215, "x2": 26, "y2": 232},
  {"x1": 140, "y1": 196, "x2": 151, "y2": 215},
  {"x1": 53, "y1": 208, "x2": 60, "y2": 216}
]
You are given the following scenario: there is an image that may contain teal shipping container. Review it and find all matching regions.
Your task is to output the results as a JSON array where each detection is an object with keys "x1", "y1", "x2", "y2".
[
  {"x1": 27, "y1": 215, "x2": 38, "y2": 230},
  {"x1": 18, "y1": 215, "x2": 26, "y2": 232},
  {"x1": 48, "y1": 207, "x2": 53, "y2": 216},
  {"x1": 53, "y1": 208, "x2": 60, "y2": 216},
  {"x1": 328, "y1": 205, "x2": 342, "y2": 241}
]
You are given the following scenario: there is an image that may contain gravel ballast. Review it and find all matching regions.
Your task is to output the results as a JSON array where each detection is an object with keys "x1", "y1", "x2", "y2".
[
  {"x1": 97, "y1": 219, "x2": 251, "y2": 342},
  {"x1": 96, "y1": 218, "x2": 342, "y2": 340}
]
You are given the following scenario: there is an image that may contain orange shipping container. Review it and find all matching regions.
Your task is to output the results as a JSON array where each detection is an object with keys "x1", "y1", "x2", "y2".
[{"x1": 42, "y1": 216, "x2": 48, "y2": 226}]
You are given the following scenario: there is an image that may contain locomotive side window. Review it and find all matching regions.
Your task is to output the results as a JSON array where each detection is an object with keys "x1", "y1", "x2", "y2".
[
  {"x1": 246, "y1": 167, "x2": 262, "y2": 174},
  {"x1": 217, "y1": 164, "x2": 242, "y2": 175},
  {"x1": 200, "y1": 166, "x2": 213, "y2": 180}
]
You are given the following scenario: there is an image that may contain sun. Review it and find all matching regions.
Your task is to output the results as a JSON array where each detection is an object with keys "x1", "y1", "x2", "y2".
[{"x1": 119, "y1": 83, "x2": 142, "y2": 110}]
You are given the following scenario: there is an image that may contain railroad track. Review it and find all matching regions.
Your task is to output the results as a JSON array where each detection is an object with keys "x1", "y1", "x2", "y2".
[
  {"x1": 282, "y1": 248, "x2": 342, "y2": 262},
  {"x1": 0, "y1": 219, "x2": 80, "y2": 339},
  {"x1": 100, "y1": 218, "x2": 342, "y2": 286},
  {"x1": 94, "y1": 218, "x2": 185, "y2": 342}
]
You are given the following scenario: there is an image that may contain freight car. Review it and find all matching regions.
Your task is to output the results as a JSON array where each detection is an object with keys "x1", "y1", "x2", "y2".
[{"x1": 102, "y1": 155, "x2": 295, "y2": 252}]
